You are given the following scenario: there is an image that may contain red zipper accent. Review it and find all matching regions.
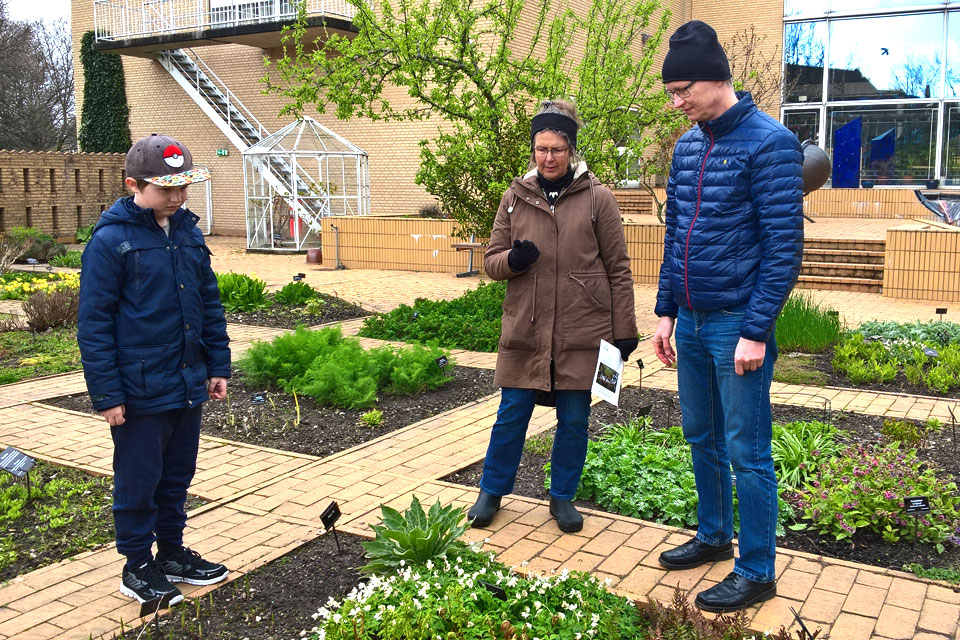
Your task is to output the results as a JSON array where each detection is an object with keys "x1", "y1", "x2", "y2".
[{"x1": 684, "y1": 127, "x2": 715, "y2": 309}]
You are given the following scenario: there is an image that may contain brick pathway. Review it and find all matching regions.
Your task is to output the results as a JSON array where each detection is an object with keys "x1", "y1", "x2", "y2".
[{"x1": 2, "y1": 246, "x2": 960, "y2": 639}]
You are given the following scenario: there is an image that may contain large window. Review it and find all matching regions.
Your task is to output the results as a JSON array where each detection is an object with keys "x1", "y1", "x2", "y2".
[{"x1": 784, "y1": 6, "x2": 960, "y2": 184}]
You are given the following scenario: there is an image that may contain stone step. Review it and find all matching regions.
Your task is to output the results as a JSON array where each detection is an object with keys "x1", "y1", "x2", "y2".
[
  {"x1": 795, "y1": 275, "x2": 883, "y2": 293},
  {"x1": 801, "y1": 262, "x2": 884, "y2": 279},
  {"x1": 804, "y1": 238, "x2": 886, "y2": 252},
  {"x1": 803, "y1": 248, "x2": 885, "y2": 265}
]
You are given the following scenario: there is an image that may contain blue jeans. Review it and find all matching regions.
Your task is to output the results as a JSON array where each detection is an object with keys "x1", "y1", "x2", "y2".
[
  {"x1": 111, "y1": 406, "x2": 203, "y2": 568},
  {"x1": 479, "y1": 387, "x2": 591, "y2": 500},
  {"x1": 675, "y1": 305, "x2": 778, "y2": 583}
]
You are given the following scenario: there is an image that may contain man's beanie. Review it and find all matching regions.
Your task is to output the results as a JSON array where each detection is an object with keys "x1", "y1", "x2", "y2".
[{"x1": 661, "y1": 20, "x2": 731, "y2": 84}]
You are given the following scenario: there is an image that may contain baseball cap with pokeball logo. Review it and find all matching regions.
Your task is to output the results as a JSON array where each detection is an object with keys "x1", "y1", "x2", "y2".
[{"x1": 125, "y1": 134, "x2": 211, "y2": 186}]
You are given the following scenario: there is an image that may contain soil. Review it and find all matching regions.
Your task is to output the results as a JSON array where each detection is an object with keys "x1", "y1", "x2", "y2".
[
  {"x1": 42, "y1": 366, "x2": 498, "y2": 458},
  {"x1": 223, "y1": 293, "x2": 370, "y2": 330},
  {"x1": 802, "y1": 347, "x2": 960, "y2": 400},
  {"x1": 441, "y1": 386, "x2": 960, "y2": 574},
  {"x1": 114, "y1": 530, "x2": 367, "y2": 640}
]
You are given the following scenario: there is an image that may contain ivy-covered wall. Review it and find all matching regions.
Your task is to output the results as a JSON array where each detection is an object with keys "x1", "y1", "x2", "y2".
[{"x1": 77, "y1": 31, "x2": 132, "y2": 154}]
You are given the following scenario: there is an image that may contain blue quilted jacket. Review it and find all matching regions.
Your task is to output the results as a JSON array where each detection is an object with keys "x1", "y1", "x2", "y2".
[
  {"x1": 78, "y1": 196, "x2": 231, "y2": 416},
  {"x1": 655, "y1": 92, "x2": 804, "y2": 342}
]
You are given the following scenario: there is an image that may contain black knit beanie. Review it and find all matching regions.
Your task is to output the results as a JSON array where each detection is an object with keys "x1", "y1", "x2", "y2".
[{"x1": 661, "y1": 20, "x2": 731, "y2": 84}]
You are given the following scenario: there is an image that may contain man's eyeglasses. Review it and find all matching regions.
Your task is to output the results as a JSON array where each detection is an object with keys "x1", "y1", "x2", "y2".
[
  {"x1": 664, "y1": 80, "x2": 697, "y2": 100},
  {"x1": 534, "y1": 146, "x2": 570, "y2": 157}
]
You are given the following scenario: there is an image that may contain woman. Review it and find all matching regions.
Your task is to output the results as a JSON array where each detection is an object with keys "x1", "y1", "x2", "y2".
[{"x1": 468, "y1": 99, "x2": 638, "y2": 533}]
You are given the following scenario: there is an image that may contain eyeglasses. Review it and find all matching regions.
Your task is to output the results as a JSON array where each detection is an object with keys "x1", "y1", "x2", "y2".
[
  {"x1": 534, "y1": 146, "x2": 570, "y2": 157},
  {"x1": 664, "y1": 80, "x2": 697, "y2": 100}
]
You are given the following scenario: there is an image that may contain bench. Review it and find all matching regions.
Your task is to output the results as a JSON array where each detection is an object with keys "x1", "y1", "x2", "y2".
[{"x1": 450, "y1": 241, "x2": 486, "y2": 277}]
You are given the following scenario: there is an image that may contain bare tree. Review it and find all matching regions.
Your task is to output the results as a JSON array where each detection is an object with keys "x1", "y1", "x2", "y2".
[
  {"x1": 0, "y1": 2, "x2": 75, "y2": 151},
  {"x1": 723, "y1": 25, "x2": 789, "y2": 114}
]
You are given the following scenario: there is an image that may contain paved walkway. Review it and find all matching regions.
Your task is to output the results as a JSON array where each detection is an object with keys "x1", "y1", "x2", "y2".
[{"x1": 1, "y1": 247, "x2": 960, "y2": 639}]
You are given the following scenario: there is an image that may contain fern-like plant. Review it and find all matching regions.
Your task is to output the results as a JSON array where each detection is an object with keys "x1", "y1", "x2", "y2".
[{"x1": 360, "y1": 496, "x2": 470, "y2": 576}]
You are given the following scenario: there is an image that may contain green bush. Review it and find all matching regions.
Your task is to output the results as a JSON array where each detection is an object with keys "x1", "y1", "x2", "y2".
[
  {"x1": 215, "y1": 272, "x2": 271, "y2": 313},
  {"x1": 236, "y1": 326, "x2": 453, "y2": 409},
  {"x1": 8, "y1": 227, "x2": 65, "y2": 263},
  {"x1": 775, "y1": 292, "x2": 842, "y2": 353},
  {"x1": 49, "y1": 251, "x2": 82, "y2": 269},
  {"x1": 75, "y1": 223, "x2": 95, "y2": 244},
  {"x1": 359, "y1": 280, "x2": 505, "y2": 352},
  {"x1": 361, "y1": 496, "x2": 469, "y2": 576},
  {"x1": 274, "y1": 280, "x2": 316, "y2": 305},
  {"x1": 799, "y1": 442, "x2": 960, "y2": 550}
]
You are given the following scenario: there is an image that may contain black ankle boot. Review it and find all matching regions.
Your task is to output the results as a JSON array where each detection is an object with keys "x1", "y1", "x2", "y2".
[
  {"x1": 468, "y1": 489, "x2": 501, "y2": 527},
  {"x1": 549, "y1": 497, "x2": 583, "y2": 533}
]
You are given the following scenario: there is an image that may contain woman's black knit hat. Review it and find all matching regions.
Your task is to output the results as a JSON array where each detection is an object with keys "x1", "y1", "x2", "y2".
[{"x1": 661, "y1": 20, "x2": 731, "y2": 84}]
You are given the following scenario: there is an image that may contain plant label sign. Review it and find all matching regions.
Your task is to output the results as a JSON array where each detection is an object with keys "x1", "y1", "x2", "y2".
[
  {"x1": 904, "y1": 495, "x2": 931, "y2": 515},
  {"x1": 251, "y1": 392, "x2": 267, "y2": 405},
  {"x1": 480, "y1": 580, "x2": 507, "y2": 601},
  {"x1": 320, "y1": 501, "x2": 341, "y2": 530},
  {"x1": 435, "y1": 355, "x2": 449, "y2": 370},
  {"x1": 936, "y1": 307, "x2": 947, "y2": 315},
  {"x1": 923, "y1": 346, "x2": 940, "y2": 358},
  {"x1": 0, "y1": 447, "x2": 35, "y2": 478},
  {"x1": 297, "y1": 273, "x2": 306, "y2": 279},
  {"x1": 293, "y1": 275, "x2": 302, "y2": 281},
  {"x1": 636, "y1": 404, "x2": 653, "y2": 417},
  {"x1": 138, "y1": 592, "x2": 174, "y2": 618},
  {"x1": 25, "y1": 258, "x2": 37, "y2": 265}
]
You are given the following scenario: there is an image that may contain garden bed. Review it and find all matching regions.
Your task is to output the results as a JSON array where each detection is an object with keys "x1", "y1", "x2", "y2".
[
  {"x1": 442, "y1": 386, "x2": 960, "y2": 575},
  {"x1": 0, "y1": 326, "x2": 82, "y2": 384},
  {"x1": 0, "y1": 461, "x2": 205, "y2": 583},
  {"x1": 43, "y1": 365, "x2": 498, "y2": 458},
  {"x1": 113, "y1": 529, "x2": 367, "y2": 640},
  {"x1": 223, "y1": 292, "x2": 370, "y2": 329}
]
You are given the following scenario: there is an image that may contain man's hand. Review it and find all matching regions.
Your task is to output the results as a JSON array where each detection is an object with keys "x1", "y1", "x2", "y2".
[
  {"x1": 101, "y1": 405, "x2": 126, "y2": 426},
  {"x1": 208, "y1": 377, "x2": 227, "y2": 400},
  {"x1": 652, "y1": 316, "x2": 677, "y2": 366},
  {"x1": 734, "y1": 337, "x2": 767, "y2": 376}
]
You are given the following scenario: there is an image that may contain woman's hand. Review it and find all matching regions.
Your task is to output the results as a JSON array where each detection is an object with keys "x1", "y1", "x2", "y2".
[{"x1": 507, "y1": 239, "x2": 540, "y2": 272}]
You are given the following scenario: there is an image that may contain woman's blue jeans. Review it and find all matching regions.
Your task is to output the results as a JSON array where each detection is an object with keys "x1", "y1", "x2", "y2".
[
  {"x1": 675, "y1": 305, "x2": 778, "y2": 583},
  {"x1": 479, "y1": 387, "x2": 591, "y2": 501}
]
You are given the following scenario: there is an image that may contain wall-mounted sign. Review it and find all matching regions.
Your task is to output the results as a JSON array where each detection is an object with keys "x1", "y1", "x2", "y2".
[{"x1": 216, "y1": 149, "x2": 229, "y2": 156}]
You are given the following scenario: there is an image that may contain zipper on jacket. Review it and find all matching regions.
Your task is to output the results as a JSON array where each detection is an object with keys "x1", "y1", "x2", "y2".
[
  {"x1": 531, "y1": 274, "x2": 537, "y2": 323},
  {"x1": 684, "y1": 126, "x2": 715, "y2": 309}
]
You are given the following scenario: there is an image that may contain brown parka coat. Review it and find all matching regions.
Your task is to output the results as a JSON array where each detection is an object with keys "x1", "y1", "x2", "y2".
[{"x1": 485, "y1": 163, "x2": 638, "y2": 391}]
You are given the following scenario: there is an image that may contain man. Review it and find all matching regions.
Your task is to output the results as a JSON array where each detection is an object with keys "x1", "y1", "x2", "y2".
[{"x1": 651, "y1": 20, "x2": 803, "y2": 613}]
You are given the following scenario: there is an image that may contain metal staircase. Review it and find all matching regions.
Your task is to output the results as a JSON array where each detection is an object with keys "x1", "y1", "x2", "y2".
[{"x1": 156, "y1": 48, "x2": 326, "y2": 239}]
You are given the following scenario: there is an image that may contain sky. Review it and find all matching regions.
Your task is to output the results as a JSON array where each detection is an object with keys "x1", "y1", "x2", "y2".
[{"x1": 6, "y1": 0, "x2": 71, "y2": 24}]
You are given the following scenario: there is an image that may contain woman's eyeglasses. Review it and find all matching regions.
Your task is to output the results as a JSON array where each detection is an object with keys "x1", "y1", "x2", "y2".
[
  {"x1": 664, "y1": 80, "x2": 697, "y2": 100},
  {"x1": 534, "y1": 147, "x2": 569, "y2": 157}
]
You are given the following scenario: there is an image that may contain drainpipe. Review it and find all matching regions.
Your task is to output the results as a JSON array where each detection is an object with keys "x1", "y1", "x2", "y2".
[{"x1": 330, "y1": 223, "x2": 344, "y2": 270}]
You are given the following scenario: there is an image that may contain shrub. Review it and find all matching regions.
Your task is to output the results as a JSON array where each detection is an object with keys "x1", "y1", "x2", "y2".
[
  {"x1": 274, "y1": 280, "x2": 315, "y2": 305},
  {"x1": 22, "y1": 288, "x2": 79, "y2": 332},
  {"x1": 418, "y1": 203, "x2": 446, "y2": 218},
  {"x1": 75, "y1": 223, "x2": 96, "y2": 244},
  {"x1": 776, "y1": 292, "x2": 842, "y2": 353},
  {"x1": 798, "y1": 442, "x2": 960, "y2": 550},
  {"x1": 361, "y1": 496, "x2": 470, "y2": 576},
  {"x1": 49, "y1": 251, "x2": 82, "y2": 269},
  {"x1": 237, "y1": 326, "x2": 454, "y2": 409},
  {"x1": 0, "y1": 229, "x2": 38, "y2": 273},
  {"x1": 215, "y1": 272, "x2": 271, "y2": 312},
  {"x1": 359, "y1": 280, "x2": 505, "y2": 352},
  {"x1": 8, "y1": 227, "x2": 65, "y2": 263},
  {"x1": 771, "y1": 420, "x2": 845, "y2": 491}
]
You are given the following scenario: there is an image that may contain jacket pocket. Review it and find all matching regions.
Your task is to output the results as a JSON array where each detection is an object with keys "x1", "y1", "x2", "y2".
[
  {"x1": 116, "y1": 346, "x2": 147, "y2": 399},
  {"x1": 561, "y1": 271, "x2": 613, "y2": 351},
  {"x1": 499, "y1": 273, "x2": 538, "y2": 352}
]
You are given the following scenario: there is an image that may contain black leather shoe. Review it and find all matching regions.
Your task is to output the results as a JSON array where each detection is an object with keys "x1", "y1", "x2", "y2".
[
  {"x1": 549, "y1": 497, "x2": 583, "y2": 533},
  {"x1": 695, "y1": 572, "x2": 776, "y2": 613},
  {"x1": 468, "y1": 489, "x2": 501, "y2": 527},
  {"x1": 658, "y1": 537, "x2": 734, "y2": 569}
]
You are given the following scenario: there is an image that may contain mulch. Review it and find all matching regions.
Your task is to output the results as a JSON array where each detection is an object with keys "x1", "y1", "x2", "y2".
[{"x1": 223, "y1": 293, "x2": 370, "y2": 330}]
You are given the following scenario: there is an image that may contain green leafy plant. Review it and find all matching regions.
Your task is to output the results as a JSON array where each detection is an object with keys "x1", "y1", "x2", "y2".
[
  {"x1": 360, "y1": 496, "x2": 470, "y2": 576},
  {"x1": 360, "y1": 408, "x2": 383, "y2": 427},
  {"x1": 902, "y1": 563, "x2": 960, "y2": 585},
  {"x1": 0, "y1": 326, "x2": 82, "y2": 384},
  {"x1": 303, "y1": 297, "x2": 326, "y2": 315},
  {"x1": 359, "y1": 280, "x2": 505, "y2": 352},
  {"x1": 798, "y1": 442, "x2": 960, "y2": 550},
  {"x1": 524, "y1": 431, "x2": 554, "y2": 457},
  {"x1": 776, "y1": 292, "x2": 843, "y2": 353},
  {"x1": 881, "y1": 418, "x2": 923, "y2": 447},
  {"x1": 77, "y1": 30, "x2": 131, "y2": 153},
  {"x1": 856, "y1": 319, "x2": 960, "y2": 346},
  {"x1": 771, "y1": 420, "x2": 845, "y2": 491},
  {"x1": 49, "y1": 250, "x2": 82, "y2": 269},
  {"x1": 215, "y1": 272, "x2": 271, "y2": 313},
  {"x1": 75, "y1": 223, "x2": 96, "y2": 244},
  {"x1": 274, "y1": 280, "x2": 316, "y2": 305}
]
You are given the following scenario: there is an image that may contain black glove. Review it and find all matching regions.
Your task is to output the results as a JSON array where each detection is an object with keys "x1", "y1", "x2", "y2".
[
  {"x1": 614, "y1": 337, "x2": 639, "y2": 362},
  {"x1": 507, "y1": 239, "x2": 540, "y2": 272}
]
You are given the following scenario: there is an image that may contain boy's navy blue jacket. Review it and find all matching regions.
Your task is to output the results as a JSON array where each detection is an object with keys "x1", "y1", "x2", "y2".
[
  {"x1": 655, "y1": 92, "x2": 804, "y2": 343},
  {"x1": 78, "y1": 196, "x2": 231, "y2": 416}
]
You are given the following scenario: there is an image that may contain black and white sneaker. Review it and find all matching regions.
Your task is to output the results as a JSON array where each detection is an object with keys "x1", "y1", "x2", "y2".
[
  {"x1": 156, "y1": 546, "x2": 229, "y2": 586},
  {"x1": 120, "y1": 560, "x2": 184, "y2": 605}
]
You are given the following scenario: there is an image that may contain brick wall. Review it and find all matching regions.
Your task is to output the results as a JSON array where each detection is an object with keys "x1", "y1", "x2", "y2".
[
  {"x1": 884, "y1": 224, "x2": 960, "y2": 302},
  {"x1": 0, "y1": 150, "x2": 127, "y2": 237}
]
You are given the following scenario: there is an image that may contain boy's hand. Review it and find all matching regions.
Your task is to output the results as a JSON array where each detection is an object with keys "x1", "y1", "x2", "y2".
[
  {"x1": 101, "y1": 405, "x2": 126, "y2": 426},
  {"x1": 208, "y1": 377, "x2": 227, "y2": 400}
]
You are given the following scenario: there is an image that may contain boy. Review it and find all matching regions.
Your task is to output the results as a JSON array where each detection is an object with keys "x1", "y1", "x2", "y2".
[{"x1": 78, "y1": 134, "x2": 231, "y2": 605}]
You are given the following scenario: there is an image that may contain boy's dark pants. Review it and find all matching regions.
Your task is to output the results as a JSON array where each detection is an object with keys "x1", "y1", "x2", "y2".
[{"x1": 111, "y1": 406, "x2": 203, "y2": 568}]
